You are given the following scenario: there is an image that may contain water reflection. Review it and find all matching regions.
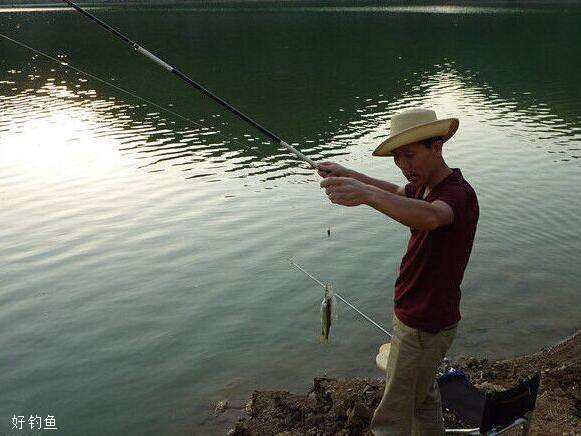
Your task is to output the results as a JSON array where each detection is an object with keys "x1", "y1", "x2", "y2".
[
  {"x1": 2, "y1": 58, "x2": 578, "y2": 185},
  {"x1": 0, "y1": 60, "x2": 343, "y2": 182},
  {"x1": 1, "y1": 3, "x2": 579, "y2": 181}
]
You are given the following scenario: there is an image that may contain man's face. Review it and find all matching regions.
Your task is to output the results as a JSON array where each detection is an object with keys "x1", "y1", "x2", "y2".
[{"x1": 392, "y1": 141, "x2": 440, "y2": 186}]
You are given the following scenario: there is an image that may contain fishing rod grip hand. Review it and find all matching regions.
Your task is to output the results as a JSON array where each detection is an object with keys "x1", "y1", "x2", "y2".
[{"x1": 317, "y1": 162, "x2": 353, "y2": 178}]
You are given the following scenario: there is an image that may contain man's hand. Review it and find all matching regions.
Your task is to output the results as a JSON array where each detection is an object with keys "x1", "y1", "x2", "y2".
[
  {"x1": 317, "y1": 161, "x2": 352, "y2": 179},
  {"x1": 320, "y1": 177, "x2": 373, "y2": 207}
]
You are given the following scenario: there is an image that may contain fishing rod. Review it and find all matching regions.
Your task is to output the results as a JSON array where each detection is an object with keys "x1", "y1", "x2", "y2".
[
  {"x1": 60, "y1": 0, "x2": 317, "y2": 169},
  {"x1": 289, "y1": 258, "x2": 392, "y2": 338}
]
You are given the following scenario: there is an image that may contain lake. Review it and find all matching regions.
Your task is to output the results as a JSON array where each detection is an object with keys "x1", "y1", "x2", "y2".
[{"x1": 1, "y1": 2, "x2": 580, "y2": 434}]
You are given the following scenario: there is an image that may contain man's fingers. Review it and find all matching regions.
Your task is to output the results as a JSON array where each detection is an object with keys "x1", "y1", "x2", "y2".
[
  {"x1": 328, "y1": 191, "x2": 341, "y2": 202},
  {"x1": 317, "y1": 161, "x2": 342, "y2": 175},
  {"x1": 320, "y1": 176, "x2": 346, "y2": 188}
]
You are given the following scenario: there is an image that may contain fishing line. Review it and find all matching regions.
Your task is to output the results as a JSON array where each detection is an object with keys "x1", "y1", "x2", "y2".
[
  {"x1": 289, "y1": 258, "x2": 392, "y2": 338},
  {"x1": 0, "y1": 31, "x2": 272, "y2": 153},
  {"x1": 59, "y1": 0, "x2": 317, "y2": 169}
]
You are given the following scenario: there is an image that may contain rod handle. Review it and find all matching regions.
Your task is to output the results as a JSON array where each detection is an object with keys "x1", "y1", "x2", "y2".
[{"x1": 280, "y1": 141, "x2": 317, "y2": 169}]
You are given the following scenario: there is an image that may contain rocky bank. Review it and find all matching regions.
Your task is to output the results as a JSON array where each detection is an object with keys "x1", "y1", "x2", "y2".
[{"x1": 215, "y1": 331, "x2": 579, "y2": 435}]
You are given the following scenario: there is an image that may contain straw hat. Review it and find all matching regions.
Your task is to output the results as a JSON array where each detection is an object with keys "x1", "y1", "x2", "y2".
[{"x1": 372, "y1": 108, "x2": 459, "y2": 157}]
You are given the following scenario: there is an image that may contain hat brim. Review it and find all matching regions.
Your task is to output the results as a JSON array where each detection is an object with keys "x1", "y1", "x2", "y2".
[{"x1": 372, "y1": 118, "x2": 459, "y2": 157}]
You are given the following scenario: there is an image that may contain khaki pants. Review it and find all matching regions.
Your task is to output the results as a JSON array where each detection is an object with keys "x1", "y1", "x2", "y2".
[{"x1": 371, "y1": 315, "x2": 457, "y2": 436}]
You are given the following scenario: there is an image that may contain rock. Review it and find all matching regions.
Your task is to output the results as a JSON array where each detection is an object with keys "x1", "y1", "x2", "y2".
[
  {"x1": 465, "y1": 357, "x2": 480, "y2": 369},
  {"x1": 228, "y1": 422, "x2": 253, "y2": 436},
  {"x1": 346, "y1": 402, "x2": 373, "y2": 428},
  {"x1": 304, "y1": 415, "x2": 316, "y2": 427},
  {"x1": 214, "y1": 399, "x2": 229, "y2": 414},
  {"x1": 333, "y1": 409, "x2": 347, "y2": 422},
  {"x1": 290, "y1": 410, "x2": 302, "y2": 422},
  {"x1": 245, "y1": 395, "x2": 255, "y2": 416},
  {"x1": 362, "y1": 383, "x2": 377, "y2": 398}
]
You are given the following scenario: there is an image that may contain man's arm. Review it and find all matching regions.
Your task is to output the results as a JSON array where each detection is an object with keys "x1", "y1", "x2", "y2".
[
  {"x1": 319, "y1": 177, "x2": 453, "y2": 230},
  {"x1": 317, "y1": 162, "x2": 406, "y2": 196},
  {"x1": 347, "y1": 170, "x2": 406, "y2": 196},
  {"x1": 365, "y1": 187, "x2": 453, "y2": 230}
]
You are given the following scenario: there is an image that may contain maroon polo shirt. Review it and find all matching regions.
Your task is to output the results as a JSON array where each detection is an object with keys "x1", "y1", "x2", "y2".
[{"x1": 394, "y1": 168, "x2": 479, "y2": 333}]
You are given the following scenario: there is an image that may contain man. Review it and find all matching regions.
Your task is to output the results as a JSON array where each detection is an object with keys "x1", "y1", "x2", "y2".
[{"x1": 318, "y1": 108, "x2": 479, "y2": 435}]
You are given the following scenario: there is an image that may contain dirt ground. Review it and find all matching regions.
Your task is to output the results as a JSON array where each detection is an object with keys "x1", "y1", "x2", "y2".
[{"x1": 216, "y1": 331, "x2": 579, "y2": 435}]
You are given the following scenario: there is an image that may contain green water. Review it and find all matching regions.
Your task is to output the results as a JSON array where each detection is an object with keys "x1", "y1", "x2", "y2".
[{"x1": 1, "y1": 3, "x2": 580, "y2": 434}]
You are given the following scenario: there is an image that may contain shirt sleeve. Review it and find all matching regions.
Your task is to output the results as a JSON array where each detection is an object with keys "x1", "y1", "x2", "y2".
[{"x1": 434, "y1": 182, "x2": 469, "y2": 226}]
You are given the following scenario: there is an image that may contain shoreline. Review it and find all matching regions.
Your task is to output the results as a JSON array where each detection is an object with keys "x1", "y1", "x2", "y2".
[
  {"x1": 3, "y1": 1, "x2": 581, "y2": 7},
  {"x1": 215, "y1": 330, "x2": 579, "y2": 435}
]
